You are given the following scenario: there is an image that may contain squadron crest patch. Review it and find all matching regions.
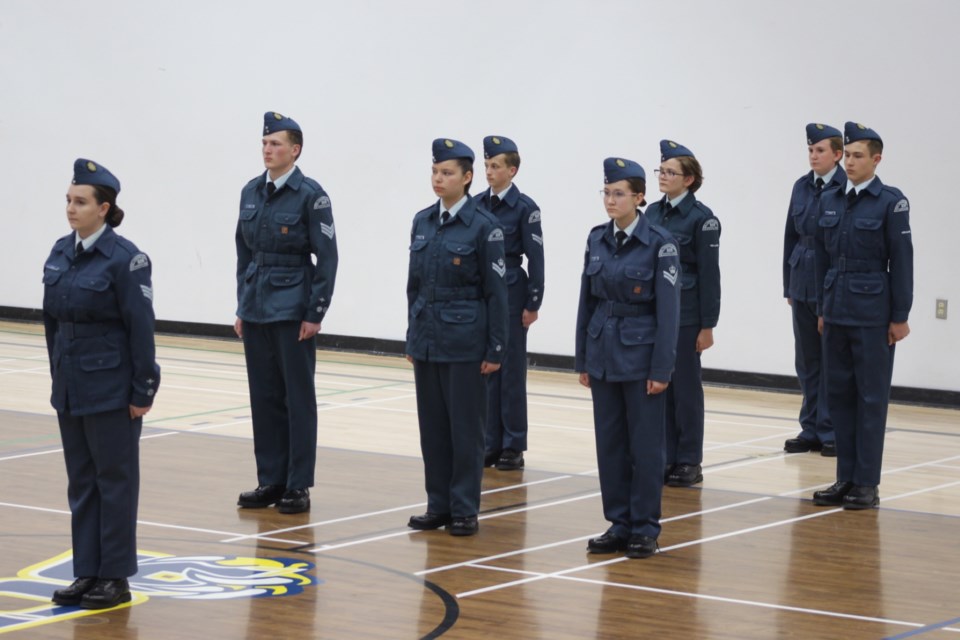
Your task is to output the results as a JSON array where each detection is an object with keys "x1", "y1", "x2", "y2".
[
  {"x1": 528, "y1": 210, "x2": 541, "y2": 224},
  {"x1": 658, "y1": 243, "x2": 678, "y2": 257},
  {"x1": 314, "y1": 195, "x2": 331, "y2": 210},
  {"x1": 488, "y1": 228, "x2": 504, "y2": 242},
  {"x1": 130, "y1": 253, "x2": 150, "y2": 271},
  {"x1": 893, "y1": 199, "x2": 909, "y2": 213},
  {"x1": 702, "y1": 219, "x2": 719, "y2": 232}
]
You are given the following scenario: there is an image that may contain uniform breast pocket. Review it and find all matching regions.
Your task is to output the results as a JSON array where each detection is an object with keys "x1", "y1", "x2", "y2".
[
  {"x1": 853, "y1": 217, "x2": 884, "y2": 251},
  {"x1": 77, "y1": 277, "x2": 113, "y2": 311},
  {"x1": 444, "y1": 242, "x2": 478, "y2": 278},
  {"x1": 239, "y1": 208, "x2": 258, "y2": 245},
  {"x1": 673, "y1": 233, "x2": 695, "y2": 263},
  {"x1": 585, "y1": 260, "x2": 604, "y2": 297},
  {"x1": 273, "y1": 211, "x2": 304, "y2": 249},
  {"x1": 818, "y1": 214, "x2": 840, "y2": 250},
  {"x1": 409, "y1": 238, "x2": 428, "y2": 276},
  {"x1": 623, "y1": 266, "x2": 654, "y2": 301}
]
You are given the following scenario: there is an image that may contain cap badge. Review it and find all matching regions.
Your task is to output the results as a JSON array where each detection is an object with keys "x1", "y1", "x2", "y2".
[
  {"x1": 616, "y1": 159, "x2": 626, "y2": 167},
  {"x1": 492, "y1": 137, "x2": 501, "y2": 145},
  {"x1": 444, "y1": 139, "x2": 454, "y2": 148},
  {"x1": 86, "y1": 161, "x2": 97, "y2": 172}
]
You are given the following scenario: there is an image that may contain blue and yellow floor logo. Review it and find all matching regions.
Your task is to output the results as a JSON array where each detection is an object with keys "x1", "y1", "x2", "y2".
[{"x1": 0, "y1": 550, "x2": 317, "y2": 634}]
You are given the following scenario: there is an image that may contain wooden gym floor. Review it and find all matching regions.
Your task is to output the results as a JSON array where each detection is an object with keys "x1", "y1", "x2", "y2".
[{"x1": 0, "y1": 319, "x2": 958, "y2": 639}]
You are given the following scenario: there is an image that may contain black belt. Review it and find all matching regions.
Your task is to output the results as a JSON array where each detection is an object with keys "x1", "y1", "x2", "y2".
[
  {"x1": 254, "y1": 252, "x2": 308, "y2": 267},
  {"x1": 604, "y1": 301, "x2": 655, "y2": 317},
  {"x1": 833, "y1": 257, "x2": 885, "y2": 272},
  {"x1": 421, "y1": 286, "x2": 482, "y2": 302},
  {"x1": 505, "y1": 256, "x2": 523, "y2": 268},
  {"x1": 799, "y1": 237, "x2": 816, "y2": 249},
  {"x1": 59, "y1": 321, "x2": 124, "y2": 339}
]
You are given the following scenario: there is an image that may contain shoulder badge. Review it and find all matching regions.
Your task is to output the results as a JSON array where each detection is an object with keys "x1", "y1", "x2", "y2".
[
  {"x1": 492, "y1": 258, "x2": 506, "y2": 278},
  {"x1": 130, "y1": 253, "x2": 150, "y2": 272},
  {"x1": 314, "y1": 195, "x2": 331, "y2": 210},
  {"x1": 658, "y1": 243, "x2": 678, "y2": 258},
  {"x1": 893, "y1": 199, "x2": 909, "y2": 213},
  {"x1": 662, "y1": 264, "x2": 678, "y2": 286},
  {"x1": 320, "y1": 221, "x2": 335, "y2": 239},
  {"x1": 488, "y1": 228, "x2": 504, "y2": 242},
  {"x1": 702, "y1": 218, "x2": 719, "y2": 232},
  {"x1": 528, "y1": 209, "x2": 541, "y2": 224}
]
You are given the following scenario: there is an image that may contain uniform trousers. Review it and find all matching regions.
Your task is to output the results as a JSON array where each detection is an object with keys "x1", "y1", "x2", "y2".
[
  {"x1": 242, "y1": 320, "x2": 317, "y2": 490},
  {"x1": 590, "y1": 377, "x2": 665, "y2": 539},
  {"x1": 665, "y1": 325, "x2": 704, "y2": 466},
  {"x1": 485, "y1": 269, "x2": 529, "y2": 453},
  {"x1": 791, "y1": 298, "x2": 832, "y2": 443},
  {"x1": 413, "y1": 359, "x2": 485, "y2": 517},
  {"x1": 58, "y1": 407, "x2": 142, "y2": 578},
  {"x1": 824, "y1": 323, "x2": 895, "y2": 487}
]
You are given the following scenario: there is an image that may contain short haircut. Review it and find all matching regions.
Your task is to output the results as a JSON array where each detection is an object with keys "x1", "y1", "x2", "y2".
[
  {"x1": 828, "y1": 136, "x2": 843, "y2": 154},
  {"x1": 676, "y1": 156, "x2": 704, "y2": 193},
  {"x1": 286, "y1": 129, "x2": 304, "y2": 159},
  {"x1": 502, "y1": 151, "x2": 521, "y2": 170},
  {"x1": 866, "y1": 139, "x2": 883, "y2": 156}
]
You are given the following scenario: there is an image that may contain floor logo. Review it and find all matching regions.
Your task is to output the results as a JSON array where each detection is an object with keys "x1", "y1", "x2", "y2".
[{"x1": 0, "y1": 550, "x2": 317, "y2": 634}]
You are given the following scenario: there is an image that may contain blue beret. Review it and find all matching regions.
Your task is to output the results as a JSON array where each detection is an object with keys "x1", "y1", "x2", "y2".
[
  {"x1": 806, "y1": 122, "x2": 842, "y2": 145},
  {"x1": 263, "y1": 111, "x2": 301, "y2": 135},
  {"x1": 844, "y1": 121, "x2": 882, "y2": 145},
  {"x1": 483, "y1": 135, "x2": 518, "y2": 158},
  {"x1": 660, "y1": 139, "x2": 694, "y2": 161},
  {"x1": 432, "y1": 138, "x2": 475, "y2": 163},
  {"x1": 72, "y1": 158, "x2": 120, "y2": 193},
  {"x1": 603, "y1": 157, "x2": 645, "y2": 184}
]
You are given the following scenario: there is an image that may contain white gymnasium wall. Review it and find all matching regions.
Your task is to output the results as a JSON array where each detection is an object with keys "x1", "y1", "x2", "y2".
[{"x1": 2, "y1": 0, "x2": 958, "y2": 391}]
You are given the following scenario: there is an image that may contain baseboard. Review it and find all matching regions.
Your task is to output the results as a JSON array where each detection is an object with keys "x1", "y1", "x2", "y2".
[{"x1": 3, "y1": 305, "x2": 957, "y2": 408}]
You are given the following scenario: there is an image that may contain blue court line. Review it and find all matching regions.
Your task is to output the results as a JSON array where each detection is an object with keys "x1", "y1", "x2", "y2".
[{"x1": 884, "y1": 615, "x2": 960, "y2": 639}]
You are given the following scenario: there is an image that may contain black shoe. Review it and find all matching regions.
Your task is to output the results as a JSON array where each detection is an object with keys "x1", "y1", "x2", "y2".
[
  {"x1": 626, "y1": 535, "x2": 658, "y2": 559},
  {"x1": 449, "y1": 515, "x2": 479, "y2": 536},
  {"x1": 496, "y1": 449, "x2": 525, "y2": 471},
  {"x1": 51, "y1": 577, "x2": 98, "y2": 606},
  {"x1": 820, "y1": 442, "x2": 837, "y2": 457},
  {"x1": 278, "y1": 488, "x2": 310, "y2": 514},
  {"x1": 80, "y1": 578, "x2": 131, "y2": 609},
  {"x1": 663, "y1": 464, "x2": 675, "y2": 483},
  {"x1": 784, "y1": 437, "x2": 823, "y2": 453},
  {"x1": 666, "y1": 464, "x2": 703, "y2": 487},
  {"x1": 408, "y1": 512, "x2": 452, "y2": 530},
  {"x1": 237, "y1": 485, "x2": 285, "y2": 508},
  {"x1": 812, "y1": 481, "x2": 853, "y2": 506},
  {"x1": 587, "y1": 531, "x2": 628, "y2": 554},
  {"x1": 843, "y1": 485, "x2": 879, "y2": 510},
  {"x1": 484, "y1": 450, "x2": 501, "y2": 467}
]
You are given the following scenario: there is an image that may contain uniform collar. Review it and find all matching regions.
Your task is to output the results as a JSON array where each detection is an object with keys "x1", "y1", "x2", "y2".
[
  {"x1": 478, "y1": 183, "x2": 519, "y2": 209},
  {"x1": 71, "y1": 225, "x2": 116, "y2": 258},
  {"x1": 437, "y1": 194, "x2": 474, "y2": 225},
  {"x1": 815, "y1": 165, "x2": 841, "y2": 185},
  {"x1": 264, "y1": 165, "x2": 302, "y2": 193},
  {"x1": 662, "y1": 192, "x2": 693, "y2": 216},
  {"x1": 75, "y1": 223, "x2": 108, "y2": 252},
  {"x1": 847, "y1": 175, "x2": 881, "y2": 197},
  {"x1": 605, "y1": 213, "x2": 650, "y2": 246}
]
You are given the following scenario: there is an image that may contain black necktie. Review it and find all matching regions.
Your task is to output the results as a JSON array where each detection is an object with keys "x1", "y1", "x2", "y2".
[
  {"x1": 815, "y1": 177, "x2": 825, "y2": 193},
  {"x1": 847, "y1": 189, "x2": 857, "y2": 205},
  {"x1": 664, "y1": 201, "x2": 673, "y2": 214},
  {"x1": 441, "y1": 211, "x2": 450, "y2": 225},
  {"x1": 76, "y1": 242, "x2": 84, "y2": 255},
  {"x1": 267, "y1": 182, "x2": 276, "y2": 196},
  {"x1": 490, "y1": 195, "x2": 501, "y2": 210},
  {"x1": 615, "y1": 230, "x2": 627, "y2": 248}
]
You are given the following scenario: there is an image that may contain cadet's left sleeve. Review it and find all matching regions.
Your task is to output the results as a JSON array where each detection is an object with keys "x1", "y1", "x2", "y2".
[
  {"x1": 651, "y1": 238, "x2": 681, "y2": 383},
  {"x1": 696, "y1": 214, "x2": 721, "y2": 328},
  {"x1": 116, "y1": 252, "x2": 160, "y2": 407},
  {"x1": 886, "y1": 195, "x2": 913, "y2": 323},
  {"x1": 304, "y1": 191, "x2": 339, "y2": 324},
  {"x1": 481, "y1": 224, "x2": 509, "y2": 363},
  {"x1": 521, "y1": 202, "x2": 545, "y2": 311}
]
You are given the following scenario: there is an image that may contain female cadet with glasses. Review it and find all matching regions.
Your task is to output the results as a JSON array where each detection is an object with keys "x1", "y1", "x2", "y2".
[
  {"x1": 575, "y1": 157, "x2": 680, "y2": 558},
  {"x1": 405, "y1": 139, "x2": 509, "y2": 537},
  {"x1": 646, "y1": 140, "x2": 721, "y2": 488},
  {"x1": 43, "y1": 159, "x2": 160, "y2": 609}
]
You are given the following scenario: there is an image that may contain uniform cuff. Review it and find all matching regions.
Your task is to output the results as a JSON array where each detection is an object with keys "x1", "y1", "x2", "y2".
[{"x1": 131, "y1": 391, "x2": 155, "y2": 408}]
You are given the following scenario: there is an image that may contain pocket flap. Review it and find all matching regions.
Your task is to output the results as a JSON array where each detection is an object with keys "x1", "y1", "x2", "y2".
[
  {"x1": 818, "y1": 215, "x2": 840, "y2": 228},
  {"x1": 445, "y1": 242, "x2": 476, "y2": 256},
  {"x1": 269, "y1": 270, "x2": 305, "y2": 287},
  {"x1": 848, "y1": 276, "x2": 884, "y2": 295},
  {"x1": 585, "y1": 261, "x2": 603, "y2": 276},
  {"x1": 681, "y1": 272, "x2": 698, "y2": 290},
  {"x1": 625, "y1": 267, "x2": 653, "y2": 281},
  {"x1": 239, "y1": 208, "x2": 257, "y2": 220},
  {"x1": 43, "y1": 270, "x2": 62, "y2": 285},
  {"x1": 439, "y1": 307, "x2": 477, "y2": 323},
  {"x1": 273, "y1": 211, "x2": 302, "y2": 225},
  {"x1": 619, "y1": 318, "x2": 656, "y2": 345},
  {"x1": 409, "y1": 239, "x2": 428, "y2": 251},
  {"x1": 79, "y1": 351, "x2": 121, "y2": 372},
  {"x1": 78, "y1": 277, "x2": 110, "y2": 292},
  {"x1": 673, "y1": 233, "x2": 693, "y2": 245},
  {"x1": 854, "y1": 218, "x2": 883, "y2": 231}
]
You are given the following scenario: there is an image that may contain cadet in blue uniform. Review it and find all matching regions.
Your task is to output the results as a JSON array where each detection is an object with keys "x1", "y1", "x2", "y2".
[
  {"x1": 235, "y1": 112, "x2": 338, "y2": 514},
  {"x1": 783, "y1": 123, "x2": 845, "y2": 456},
  {"x1": 576, "y1": 157, "x2": 680, "y2": 558},
  {"x1": 646, "y1": 140, "x2": 720, "y2": 487},
  {"x1": 44, "y1": 159, "x2": 160, "y2": 609},
  {"x1": 474, "y1": 135, "x2": 545, "y2": 471},
  {"x1": 812, "y1": 122, "x2": 913, "y2": 510},
  {"x1": 406, "y1": 138, "x2": 509, "y2": 536}
]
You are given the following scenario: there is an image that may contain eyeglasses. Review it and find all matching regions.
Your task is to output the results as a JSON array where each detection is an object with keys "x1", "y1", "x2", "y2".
[
  {"x1": 654, "y1": 168, "x2": 685, "y2": 179},
  {"x1": 599, "y1": 189, "x2": 637, "y2": 200}
]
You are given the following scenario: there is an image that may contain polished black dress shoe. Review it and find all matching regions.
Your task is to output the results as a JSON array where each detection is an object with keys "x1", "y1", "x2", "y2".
[
  {"x1": 484, "y1": 450, "x2": 501, "y2": 467},
  {"x1": 278, "y1": 488, "x2": 310, "y2": 514},
  {"x1": 663, "y1": 464, "x2": 675, "y2": 483},
  {"x1": 626, "y1": 535, "x2": 658, "y2": 559},
  {"x1": 812, "y1": 480, "x2": 853, "y2": 506},
  {"x1": 820, "y1": 442, "x2": 837, "y2": 457},
  {"x1": 449, "y1": 515, "x2": 479, "y2": 536},
  {"x1": 408, "y1": 512, "x2": 452, "y2": 530},
  {"x1": 496, "y1": 449, "x2": 525, "y2": 471},
  {"x1": 666, "y1": 464, "x2": 703, "y2": 487},
  {"x1": 237, "y1": 484, "x2": 285, "y2": 508},
  {"x1": 52, "y1": 577, "x2": 98, "y2": 606},
  {"x1": 587, "y1": 531, "x2": 628, "y2": 554},
  {"x1": 80, "y1": 578, "x2": 131, "y2": 609},
  {"x1": 843, "y1": 485, "x2": 879, "y2": 510},
  {"x1": 783, "y1": 437, "x2": 823, "y2": 453}
]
